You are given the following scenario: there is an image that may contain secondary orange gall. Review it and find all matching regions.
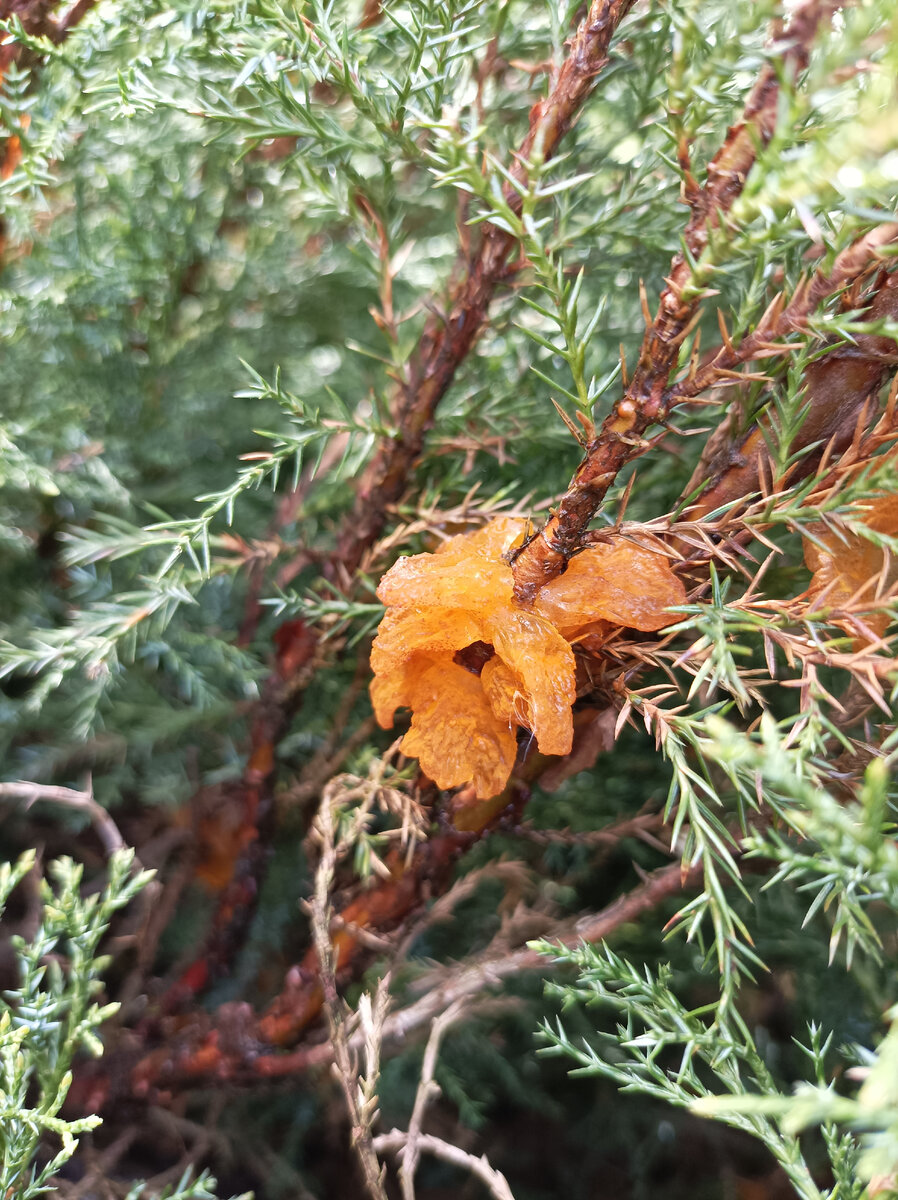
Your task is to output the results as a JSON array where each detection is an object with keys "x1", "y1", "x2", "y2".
[
  {"x1": 803, "y1": 493, "x2": 898, "y2": 641},
  {"x1": 371, "y1": 518, "x2": 686, "y2": 799}
]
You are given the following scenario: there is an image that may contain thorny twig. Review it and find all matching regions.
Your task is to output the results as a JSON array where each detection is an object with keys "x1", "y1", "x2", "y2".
[
  {"x1": 379, "y1": 859, "x2": 705, "y2": 1049},
  {"x1": 516, "y1": 809, "x2": 668, "y2": 851}
]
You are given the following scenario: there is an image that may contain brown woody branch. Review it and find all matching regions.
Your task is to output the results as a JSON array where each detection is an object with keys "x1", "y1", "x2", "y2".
[
  {"x1": 160, "y1": 618, "x2": 318, "y2": 1007},
  {"x1": 335, "y1": 0, "x2": 637, "y2": 577},
  {"x1": 510, "y1": 0, "x2": 837, "y2": 602},
  {"x1": 169, "y1": 0, "x2": 638, "y2": 1005},
  {"x1": 127, "y1": 828, "x2": 466, "y2": 1097},
  {"x1": 683, "y1": 267, "x2": 898, "y2": 519},
  {"x1": 672, "y1": 221, "x2": 898, "y2": 406},
  {"x1": 153, "y1": 0, "x2": 635, "y2": 1009},
  {"x1": 250, "y1": 859, "x2": 701, "y2": 1081},
  {"x1": 120, "y1": 844, "x2": 695, "y2": 1098}
]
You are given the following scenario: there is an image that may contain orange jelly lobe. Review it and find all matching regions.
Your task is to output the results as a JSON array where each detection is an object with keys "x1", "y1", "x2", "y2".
[
  {"x1": 488, "y1": 610, "x2": 575, "y2": 757},
  {"x1": 370, "y1": 606, "x2": 485, "y2": 675},
  {"x1": 481, "y1": 656, "x2": 529, "y2": 730},
  {"x1": 803, "y1": 494, "x2": 898, "y2": 641},
  {"x1": 370, "y1": 518, "x2": 686, "y2": 800},
  {"x1": 377, "y1": 550, "x2": 513, "y2": 611},
  {"x1": 535, "y1": 539, "x2": 686, "y2": 634},
  {"x1": 401, "y1": 660, "x2": 518, "y2": 799}
]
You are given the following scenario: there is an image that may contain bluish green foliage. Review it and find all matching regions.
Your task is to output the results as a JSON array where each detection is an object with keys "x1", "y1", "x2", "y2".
[{"x1": 2, "y1": 0, "x2": 898, "y2": 1197}]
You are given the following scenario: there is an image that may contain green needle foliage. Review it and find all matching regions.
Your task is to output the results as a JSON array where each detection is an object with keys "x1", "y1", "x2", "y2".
[
  {"x1": 2, "y1": 0, "x2": 898, "y2": 1197},
  {"x1": 0, "y1": 851, "x2": 249, "y2": 1198},
  {"x1": 0, "y1": 851, "x2": 234, "y2": 1198}
]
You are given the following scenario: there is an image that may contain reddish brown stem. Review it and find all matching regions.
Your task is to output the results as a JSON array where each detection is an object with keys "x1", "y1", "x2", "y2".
[
  {"x1": 128, "y1": 832, "x2": 468, "y2": 1098},
  {"x1": 335, "y1": 0, "x2": 636, "y2": 577},
  {"x1": 684, "y1": 269, "x2": 898, "y2": 518},
  {"x1": 245, "y1": 860, "x2": 701, "y2": 1081},
  {"x1": 161, "y1": 620, "x2": 318, "y2": 1008},
  {"x1": 672, "y1": 222, "x2": 898, "y2": 407},
  {"x1": 121, "y1": 855, "x2": 697, "y2": 1095},
  {"x1": 510, "y1": 0, "x2": 836, "y2": 602}
]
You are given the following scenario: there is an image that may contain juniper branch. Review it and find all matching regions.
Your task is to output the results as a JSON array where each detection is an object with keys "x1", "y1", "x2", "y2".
[
  {"x1": 335, "y1": 0, "x2": 636, "y2": 577},
  {"x1": 131, "y1": 858, "x2": 702, "y2": 1090},
  {"x1": 672, "y1": 221, "x2": 898, "y2": 404},
  {"x1": 510, "y1": 0, "x2": 837, "y2": 601},
  {"x1": 684, "y1": 270, "x2": 898, "y2": 520}
]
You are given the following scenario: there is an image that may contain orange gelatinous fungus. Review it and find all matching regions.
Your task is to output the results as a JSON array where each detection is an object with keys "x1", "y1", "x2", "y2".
[
  {"x1": 370, "y1": 651, "x2": 440, "y2": 730},
  {"x1": 488, "y1": 609, "x2": 575, "y2": 756},
  {"x1": 566, "y1": 619, "x2": 616, "y2": 654},
  {"x1": 376, "y1": 549, "x2": 513, "y2": 610},
  {"x1": 534, "y1": 539, "x2": 687, "y2": 634},
  {"x1": 435, "y1": 515, "x2": 528, "y2": 562},
  {"x1": 480, "y1": 656, "x2": 528, "y2": 730},
  {"x1": 400, "y1": 658, "x2": 518, "y2": 799},
  {"x1": 376, "y1": 516, "x2": 523, "y2": 610},
  {"x1": 370, "y1": 605, "x2": 485, "y2": 673},
  {"x1": 370, "y1": 518, "x2": 687, "y2": 799}
]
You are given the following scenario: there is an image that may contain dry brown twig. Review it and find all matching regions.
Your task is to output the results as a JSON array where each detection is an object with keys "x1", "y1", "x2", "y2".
[
  {"x1": 308, "y1": 751, "x2": 430, "y2": 1198},
  {"x1": 0, "y1": 778, "x2": 126, "y2": 858},
  {"x1": 403, "y1": 859, "x2": 538, "y2": 945},
  {"x1": 306, "y1": 755, "x2": 521, "y2": 1200},
  {"x1": 120, "y1": 845, "x2": 708, "y2": 1095},
  {"x1": 309, "y1": 776, "x2": 391, "y2": 1200},
  {"x1": 391, "y1": 860, "x2": 701, "y2": 1041},
  {"x1": 374, "y1": 1129, "x2": 517, "y2": 1200},
  {"x1": 312, "y1": 794, "x2": 520, "y2": 1200},
  {"x1": 516, "y1": 808, "x2": 668, "y2": 851},
  {"x1": 373, "y1": 999, "x2": 516, "y2": 1200}
]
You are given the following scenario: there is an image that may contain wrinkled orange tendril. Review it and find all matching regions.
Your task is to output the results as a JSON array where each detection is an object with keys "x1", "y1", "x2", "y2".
[{"x1": 371, "y1": 517, "x2": 686, "y2": 798}]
